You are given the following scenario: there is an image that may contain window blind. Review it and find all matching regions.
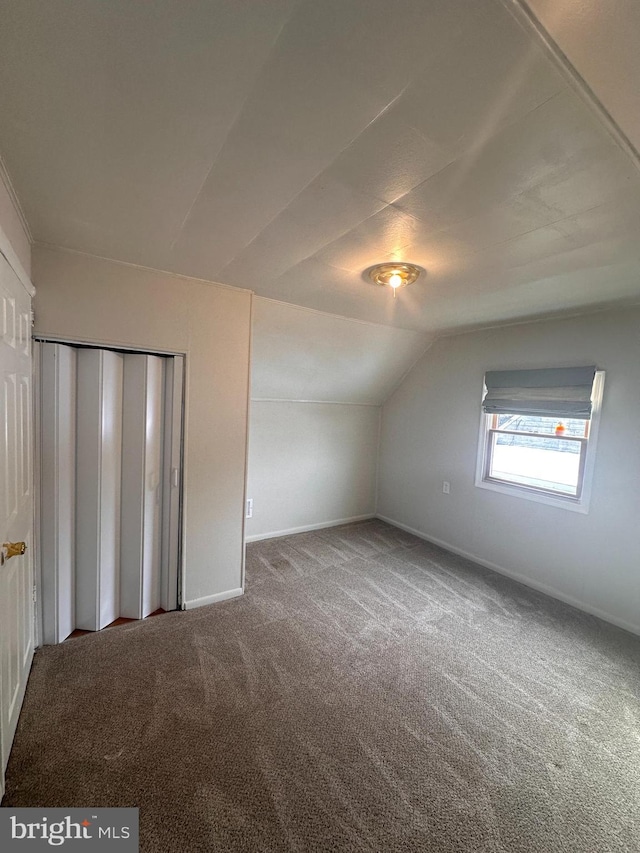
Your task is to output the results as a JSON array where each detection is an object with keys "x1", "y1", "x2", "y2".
[{"x1": 482, "y1": 366, "x2": 597, "y2": 419}]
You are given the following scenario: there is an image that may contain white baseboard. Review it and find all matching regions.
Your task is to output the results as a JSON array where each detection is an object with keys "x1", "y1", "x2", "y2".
[
  {"x1": 245, "y1": 514, "x2": 375, "y2": 543},
  {"x1": 183, "y1": 587, "x2": 243, "y2": 610},
  {"x1": 377, "y1": 514, "x2": 640, "y2": 637}
]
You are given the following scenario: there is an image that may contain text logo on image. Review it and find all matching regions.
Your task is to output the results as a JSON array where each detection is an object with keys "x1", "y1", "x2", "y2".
[{"x1": 0, "y1": 808, "x2": 138, "y2": 850}]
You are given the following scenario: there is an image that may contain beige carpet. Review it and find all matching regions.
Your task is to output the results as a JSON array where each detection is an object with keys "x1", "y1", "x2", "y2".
[{"x1": 3, "y1": 519, "x2": 640, "y2": 851}]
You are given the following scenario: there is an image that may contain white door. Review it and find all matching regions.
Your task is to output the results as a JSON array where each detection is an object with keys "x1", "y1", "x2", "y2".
[
  {"x1": 39, "y1": 346, "x2": 183, "y2": 642},
  {"x1": 0, "y1": 250, "x2": 34, "y2": 796}
]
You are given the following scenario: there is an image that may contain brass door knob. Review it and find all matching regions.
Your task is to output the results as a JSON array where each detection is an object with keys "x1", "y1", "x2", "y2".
[{"x1": 1, "y1": 541, "x2": 27, "y2": 565}]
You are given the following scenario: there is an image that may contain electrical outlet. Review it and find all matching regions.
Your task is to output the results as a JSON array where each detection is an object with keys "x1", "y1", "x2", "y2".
[
  {"x1": 245, "y1": 498, "x2": 253, "y2": 519},
  {"x1": 442, "y1": 481, "x2": 450, "y2": 494}
]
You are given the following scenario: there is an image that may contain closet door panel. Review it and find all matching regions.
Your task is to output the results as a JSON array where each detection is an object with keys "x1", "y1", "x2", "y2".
[
  {"x1": 75, "y1": 349, "x2": 123, "y2": 631},
  {"x1": 40, "y1": 344, "x2": 76, "y2": 644},
  {"x1": 161, "y1": 356, "x2": 183, "y2": 612},
  {"x1": 120, "y1": 355, "x2": 164, "y2": 619}
]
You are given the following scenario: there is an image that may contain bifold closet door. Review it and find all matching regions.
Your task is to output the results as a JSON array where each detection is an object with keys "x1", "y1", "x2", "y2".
[
  {"x1": 39, "y1": 344, "x2": 182, "y2": 642},
  {"x1": 75, "y1": 349, "x2": 124, "y2": 632}
]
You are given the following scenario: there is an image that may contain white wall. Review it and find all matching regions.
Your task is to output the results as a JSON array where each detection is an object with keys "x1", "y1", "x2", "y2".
[
  {"x1": 246, "y1": 298, "x2": 428, "y2": 541},
  {"x1": 32, "y1": 245, "x2": 251, "y2": 608},
  {"x1": 246, "y1": 401, "x2": 379, "y2": 541},
  {"x1": 378, "y1": 307, "x2": 640, "y2": 634},
  {"x1": 252, "y1": 297, "x2": 432, "y2": 405}
]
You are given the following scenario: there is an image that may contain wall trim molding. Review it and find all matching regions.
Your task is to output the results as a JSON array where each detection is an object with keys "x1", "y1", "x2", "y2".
[
  {"x1": 245, "y1": 514, "x2": 375, "y2": 543},
  {"x1": 183, "y1": 587, "x2": 243, "y2": 610},
  {"x1": 0, "y1": 157, "x2": 34, "y2": 296},
  {"x1": 499, "y1": 0, "x2": 640, "y2": 174},
  {"x1": 0, "y1": 222, "x2": 34, "y2": 298},
  {"x1": 251, "y1": 398, "x2": 381, "y2": 407},
  {"x1": 376, "y1": 513, "x2": 640, "y2": 637},
  {"x1": 0, "y1": 156, "x2": 33, "y2": 238},
  {"x1": 0, "y1": 154, "x2": 32, "y2": 242},
  {"x1": 33, "y1": 333, "x2": 187, "y2": 357}
]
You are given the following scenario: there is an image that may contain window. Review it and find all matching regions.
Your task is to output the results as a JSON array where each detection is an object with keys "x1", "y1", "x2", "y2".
[
  {"x1": 476, "y1": 367, "x2": 604, "y2": 512},
  {"x1": 485, "y1": 413, "x2": 589, "y2": 497}
]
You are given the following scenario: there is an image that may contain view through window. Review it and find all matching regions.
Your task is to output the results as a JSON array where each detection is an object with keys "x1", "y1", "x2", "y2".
[{"x1": 485, "y1": 414, "x2": 589, "y2": 497}]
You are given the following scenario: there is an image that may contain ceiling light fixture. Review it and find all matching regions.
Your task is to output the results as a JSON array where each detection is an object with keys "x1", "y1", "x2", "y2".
[{"x1": 367, "y1": 262, "x2": 423, "y2": 298}]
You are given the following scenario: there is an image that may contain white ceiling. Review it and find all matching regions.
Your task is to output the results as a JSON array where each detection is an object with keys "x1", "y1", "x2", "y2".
[
  {"x1": 0, "y1": 0, "x2": 639, "y2": 333},
  {"x1": 251, "y1": 297, "x2": 431, "y2": 405}
]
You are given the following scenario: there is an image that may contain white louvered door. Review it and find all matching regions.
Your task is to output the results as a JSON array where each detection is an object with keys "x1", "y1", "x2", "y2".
[
  {"x1": 0, "y1": 252, "x2": 34, "y2": 795},
  {"x1": 38, "y1": 344, "x2": 183, "y2": 643}
]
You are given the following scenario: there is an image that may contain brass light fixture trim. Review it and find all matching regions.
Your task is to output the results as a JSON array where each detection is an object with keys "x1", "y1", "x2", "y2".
[{"x1": 367, "y1": 262, "x2": 423, "y2": 296}]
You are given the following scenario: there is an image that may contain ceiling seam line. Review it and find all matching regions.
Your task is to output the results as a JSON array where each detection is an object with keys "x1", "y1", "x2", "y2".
[
  {"x1": 229, "y1": 10, "x2": 576, "y2": 272},
  {"x1": 217, "y1": 87, "x2": 414, "y2": 274},
  {"x1": 405, "y1": 89, "x2": 564, "y2": 154},
  {"x1": 168, "y1": 1, "x2": 304, "y2": 251},
  {"x1": 32, "y1": 242, "x2": 253, "y2": 293},
  {"x1": 387, "y1": 90, "x2": 568, "y2": 214},
  {"x1": 268, "y1": 94, "x2": 574, "y2": 280},
  {"x1": 409, "y1": 194, "x2": 640, "y2": 263},
  {"x1": 218, "y1": 57, "x2": 572, "y2": 280}
]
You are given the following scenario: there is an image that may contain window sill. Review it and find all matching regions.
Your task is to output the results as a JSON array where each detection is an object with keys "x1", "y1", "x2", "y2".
[{"x1": 475, "y1": 477, "x2": 590, "y2": 514}]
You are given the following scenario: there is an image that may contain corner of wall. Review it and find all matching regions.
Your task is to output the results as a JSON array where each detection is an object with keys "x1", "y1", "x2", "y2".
[
  {"x1": 0, "y1": 157, "x2": 32, "y2": 283},
  {"x1": 380, "y1": 334, "x2": 437, "y2": 408}
]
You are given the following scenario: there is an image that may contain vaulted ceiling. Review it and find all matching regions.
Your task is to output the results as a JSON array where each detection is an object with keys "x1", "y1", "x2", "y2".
[{"x1": 1, "y1": 0, "x2": 639, "y2": 335}]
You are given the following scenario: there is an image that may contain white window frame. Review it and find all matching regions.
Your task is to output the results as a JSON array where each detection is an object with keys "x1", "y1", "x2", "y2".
[{"x1": 475, "y1": 371, "x2": 605, "y2": 514}]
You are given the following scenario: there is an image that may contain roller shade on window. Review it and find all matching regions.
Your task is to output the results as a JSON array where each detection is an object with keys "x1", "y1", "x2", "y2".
[{"x1": 483, "y1": 366, "x2": 597, "y2": 419}]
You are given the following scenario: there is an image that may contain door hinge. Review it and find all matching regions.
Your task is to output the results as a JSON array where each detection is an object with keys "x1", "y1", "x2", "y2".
[
  {"x1": 30, "y1": 309, "x2": 35, "y2": 328},
  {"x1": 32, "y1": 584, "x2": 37, "y2": 603}
]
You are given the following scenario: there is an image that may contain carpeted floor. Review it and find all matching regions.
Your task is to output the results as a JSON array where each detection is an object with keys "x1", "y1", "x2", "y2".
[{"x1": 3, "y1": 519, "x2": 640, "y2": 851}]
